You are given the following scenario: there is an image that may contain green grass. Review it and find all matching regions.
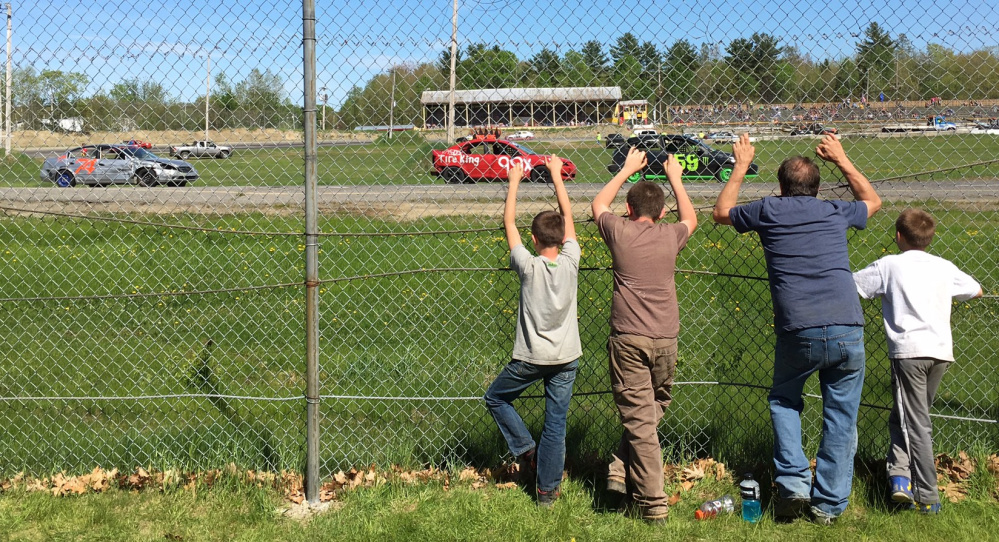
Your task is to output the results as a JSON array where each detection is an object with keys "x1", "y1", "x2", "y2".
[
  {"x1": 1, "y1": 204, "x2": 996, "y2": 476},
  {"x1": 2, "y1": 129, "x2": 997, "y2": 477},
  {"x1": 2, "y1": 469, "x2": 998, "y2": 541},
  {"x1": 5, "y1": 133, "x2": 999, "y2": 186}
]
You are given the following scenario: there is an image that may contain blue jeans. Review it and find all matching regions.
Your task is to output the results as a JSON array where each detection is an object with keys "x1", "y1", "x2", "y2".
[
  {"x1": 770, "y1": 325, "x2": 865, "y2": 518},
  {"x1": 484, "y1": 359, "x2": 578, "y2": 492}
]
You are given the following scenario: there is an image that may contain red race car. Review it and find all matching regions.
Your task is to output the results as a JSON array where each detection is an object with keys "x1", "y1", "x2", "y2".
[
  {"x1": 431, "y1": 134, "x2": 576, "y2": 184},
  {"x1": 121, "y1": 139, "x2": 153, "y2": 149}
]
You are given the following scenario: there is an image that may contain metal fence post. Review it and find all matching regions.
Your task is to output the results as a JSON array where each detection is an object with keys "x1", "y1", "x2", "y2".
[{"x1": 302, "y1": 0, "x2": 320, "y2": 504}]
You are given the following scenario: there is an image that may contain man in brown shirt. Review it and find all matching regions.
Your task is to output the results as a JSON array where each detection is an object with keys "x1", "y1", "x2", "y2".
[{"x1": 592, "y1": 148, "x2": 697, "y2": 522}]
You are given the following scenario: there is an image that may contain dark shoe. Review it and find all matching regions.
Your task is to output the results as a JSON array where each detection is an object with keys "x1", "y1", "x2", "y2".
[
  {"x1": 890, "y1": 476, "x2": 914, "y2": 504},
  {"x1": 640, "y1": 504, "x2": 670, "y2": 523},
  {"x1": 606, "y1": 475, "x2": 627, "y2": 495},
  {"x1": 517, "y1": 448, "x2": 537, "y2": 482},
  {"x1": 913, "y1": 502, "x2": 942, "y2": 514},
  {"x1": 774, "y1": 496, "x2": 811, "y2": 522},
  {"x1": 537, "y1": 487, "x2": 560, "y2": 508}
]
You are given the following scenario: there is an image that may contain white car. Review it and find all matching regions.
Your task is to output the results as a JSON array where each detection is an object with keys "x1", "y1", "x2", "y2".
[
  {"x1": 705, "y1": 131, "x2": 757, "y2": 143},
  {"x1": 971, "y1": 121, "x2": 999, "y2": 135},
  {"x1": 704, "y1": 131, "x2": 738, "y2": 143},
  {"x1": 507, "y1": 130, "x2": 535, "y2": 141},
  {"x1": 631, "y1": 127, "x2": 658, "y2": 138}
]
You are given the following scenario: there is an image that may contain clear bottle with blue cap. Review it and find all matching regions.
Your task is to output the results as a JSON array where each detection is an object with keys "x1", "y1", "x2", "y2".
[{"x1": 739, "y1": 473, "x2": 762, "y2": 523}]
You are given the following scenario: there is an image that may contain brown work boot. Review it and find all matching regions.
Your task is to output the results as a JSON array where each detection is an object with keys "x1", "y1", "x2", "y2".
[
  {"x1": 640, "y1": 504, "x2": 670, "y2": 524},
  {"x1": 606, "y1": 475, "x2": 627, "y2": 495}
]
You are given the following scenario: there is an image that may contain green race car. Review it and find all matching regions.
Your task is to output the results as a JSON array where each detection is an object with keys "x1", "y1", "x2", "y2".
[{"x1": 606, "y1": 134, "x2": 759, "y2": 182}]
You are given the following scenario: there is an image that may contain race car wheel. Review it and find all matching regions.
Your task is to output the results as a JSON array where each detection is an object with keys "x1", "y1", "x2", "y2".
[
  {"x1": 55, "y1": 171, "x2": 76, "y2": 188},
  {"x1": 134, "y1": 171, "x2": 158, "y2": 187},
  {"x1": 715, "y1": 168, "x2": 733, "y2": 183},
  {"x1": 530, "y1": 166, "x2": 552, "y2": 183},
  {"x1": 441, "y1": 167, "x2": 464, "y2": 184}
]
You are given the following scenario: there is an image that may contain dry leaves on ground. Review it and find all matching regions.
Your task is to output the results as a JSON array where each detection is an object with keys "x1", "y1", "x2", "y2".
[
  {"x1": 12, "y1": 453, "x2": 994, "y2": 507},
  {"x1": 937, "y1": 451, "x2": 975, "y2": 482},
  {"x1": 673, "y1": 458, "x2": 730, "y2": 492},
  {"x1": 935, "y1": 452, "x2": 977, "y2": 503},
  {"x1": 985, "y1": 454, "x2": 999, "y2": 476}
]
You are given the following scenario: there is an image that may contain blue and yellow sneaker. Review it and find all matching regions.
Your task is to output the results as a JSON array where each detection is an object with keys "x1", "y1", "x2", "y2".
[
  {"x1": 913, "y1": 502, "x2": 942, "y2": 514},
  {"x1": 889, "y1": 476, "x2": 914, "y2": 503}
]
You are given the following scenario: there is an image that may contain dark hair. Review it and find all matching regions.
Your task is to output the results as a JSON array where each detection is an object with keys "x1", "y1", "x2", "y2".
[
  {"x1": 895, "y1": 208, "x2": 935, "y2": 249},
  {"x1": 532, "y1": 210, "x2": 565, "y2": 248},
  {"x1": 777, "y1": 156, "x2": 821, "y2": 197},
  {"x1": 626, "y1": 181, "x2": 665, "y2": 220}
]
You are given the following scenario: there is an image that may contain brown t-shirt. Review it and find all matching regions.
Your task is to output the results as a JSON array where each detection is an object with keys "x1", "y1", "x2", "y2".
[{"x1": 596, "y1": 213, "x2": 690, "y2": 338}]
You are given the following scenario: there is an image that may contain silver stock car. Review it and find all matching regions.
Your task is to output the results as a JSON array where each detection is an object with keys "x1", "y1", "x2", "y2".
[{"x1": 40, "y1": 144, "x2": 199, "y2": 187}]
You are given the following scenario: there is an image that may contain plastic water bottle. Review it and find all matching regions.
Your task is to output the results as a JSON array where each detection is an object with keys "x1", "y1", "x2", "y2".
[
  {"x1": 694, "y1": 495, "x2": 735, "y2": 520},
  {"x1": 739, "y1": 473, "x2": 762, "y2": 523}
]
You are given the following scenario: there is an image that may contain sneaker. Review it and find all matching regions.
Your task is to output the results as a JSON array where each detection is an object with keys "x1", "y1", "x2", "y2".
[
  {"x1": 913, "y1": 502, "x2": 942, "y2": 514},
  {"x1": 810, "y1": 507, "x2": 837, "y2": 526},
  {"x1": 889, "y1": 476, "x2": 914, "y2": 504},
  {"x1": 537, "y1": 487, "x2": 560, "y2": 508},
  {"x1": 606, "y1": 475, "x2": 627, "y2": 495},
  {"x1": 640, "y1": 504, "x2": 670, "y2": 523},
  {"x1": 774, "y1": 496, "x2": 811, "y2": 522}
]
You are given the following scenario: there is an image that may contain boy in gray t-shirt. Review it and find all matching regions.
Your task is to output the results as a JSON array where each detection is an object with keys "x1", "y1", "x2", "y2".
[
  {"x1": 484, "y1": 156, "x2": 581, "y2": 507},
  {"x1": 854, "y1": 209, "x2": 982, "y2": 514}
]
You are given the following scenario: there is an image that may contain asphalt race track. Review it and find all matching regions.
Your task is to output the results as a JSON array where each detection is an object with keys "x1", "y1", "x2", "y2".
[{"x1": 1, "y1": 180, "x2": 997, "y2": 216}]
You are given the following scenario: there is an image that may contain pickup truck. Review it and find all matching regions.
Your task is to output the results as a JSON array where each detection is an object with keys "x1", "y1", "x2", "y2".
[
  {"x1": 170, "y1": 140, "x2": 233, "y2": 159},
  {"x1": 881, "y1": 116, "x2": 957, "y2": 133}
]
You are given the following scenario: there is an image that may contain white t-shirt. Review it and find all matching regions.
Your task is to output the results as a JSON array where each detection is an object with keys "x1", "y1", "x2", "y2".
[
  {"x1": 854, "y1": 250, "x2": 981, "y2": 361},
  {"x1": 509, "y1": 239, "x2": 581, "y2": 365}
]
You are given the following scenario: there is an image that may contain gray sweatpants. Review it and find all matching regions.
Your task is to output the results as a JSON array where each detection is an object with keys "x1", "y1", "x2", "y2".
[{"x1": 887, "y1": 357, "x2": 950, "y2": 505}]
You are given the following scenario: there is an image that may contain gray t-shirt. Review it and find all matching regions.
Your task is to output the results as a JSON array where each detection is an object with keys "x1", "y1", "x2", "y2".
[{"x1": 510, "y1": 239, "x2": 582, "y2": 365}]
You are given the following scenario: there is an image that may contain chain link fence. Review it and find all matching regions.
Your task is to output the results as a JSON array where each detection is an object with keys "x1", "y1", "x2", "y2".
[{"x1": 0, "y1": 1, "x2": 996, "y2": 484}]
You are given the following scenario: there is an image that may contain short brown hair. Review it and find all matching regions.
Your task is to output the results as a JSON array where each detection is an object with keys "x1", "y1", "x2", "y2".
[
  {"x1": 532, "y1": 210, "x2": 565, "y2": 248},
  {"x1": 895, "y1": 208, "x2": 935, "y2": 249},
  {"x1": 626, "y1": 181, "x2": 665, "y2": 220},
  {"x1": 777, "y1": 156, "x2": 821, "y2": 197}
]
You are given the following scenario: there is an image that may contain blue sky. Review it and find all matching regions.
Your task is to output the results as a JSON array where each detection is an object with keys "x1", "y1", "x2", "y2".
[{"x1": 14, "y1": 1, "x2": 999, "y2": 108}]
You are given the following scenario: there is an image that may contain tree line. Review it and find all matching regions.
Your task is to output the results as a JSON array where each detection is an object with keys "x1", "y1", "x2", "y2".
[
  {"x1": 7, "y1": 22, "x2": 997, "y2": 133},
  {"x1": 336, "y1": 23, "x2": 999, "y2": 130},
  {"x1": 6, "y1": 67, "x2": 300, "y2": 132}
]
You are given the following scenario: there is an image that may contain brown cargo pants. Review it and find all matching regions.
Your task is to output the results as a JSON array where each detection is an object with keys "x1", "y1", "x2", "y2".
[{"x1": 607, "y1": 333, "x2": 677, "y2": 511}]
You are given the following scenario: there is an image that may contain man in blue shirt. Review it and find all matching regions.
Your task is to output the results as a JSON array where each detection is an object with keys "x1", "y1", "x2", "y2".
[{"x1": 713, "y1": 134, "x2": 882, "y2": 524}]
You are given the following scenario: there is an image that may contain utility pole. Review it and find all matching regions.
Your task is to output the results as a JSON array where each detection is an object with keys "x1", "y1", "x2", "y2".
[
  {"x1": 446, "y1": 0, "x2": 458, "y2": 143},
  {"x1": 319, "y1": 86, "x2": 327, "y2": 131},
  {"x1": 4, "y1": 3, "x2": 9, "y2": 156},
  {"x1": 656, "y1": 62, "x2": 662, "y2": 125},
  {"x1": 388, "y1": 68, "x2": 396, "y2": 140},
  {"x1": 894, "y1": 49, "x2": 899, "y2": 101},
  {"x1": 205, "y1": 51, "x2": 210, "y2": 141}
]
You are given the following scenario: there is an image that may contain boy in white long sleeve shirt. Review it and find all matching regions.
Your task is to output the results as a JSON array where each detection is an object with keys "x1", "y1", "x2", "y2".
[{"x1": 854, "y1": 208, "x2": 982, "y2": 514}]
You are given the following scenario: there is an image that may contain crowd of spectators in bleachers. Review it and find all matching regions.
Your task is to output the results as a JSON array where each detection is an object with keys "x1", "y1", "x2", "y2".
[{"x1": 666, "y1": 99, "x2": 999, "y2": 126}]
